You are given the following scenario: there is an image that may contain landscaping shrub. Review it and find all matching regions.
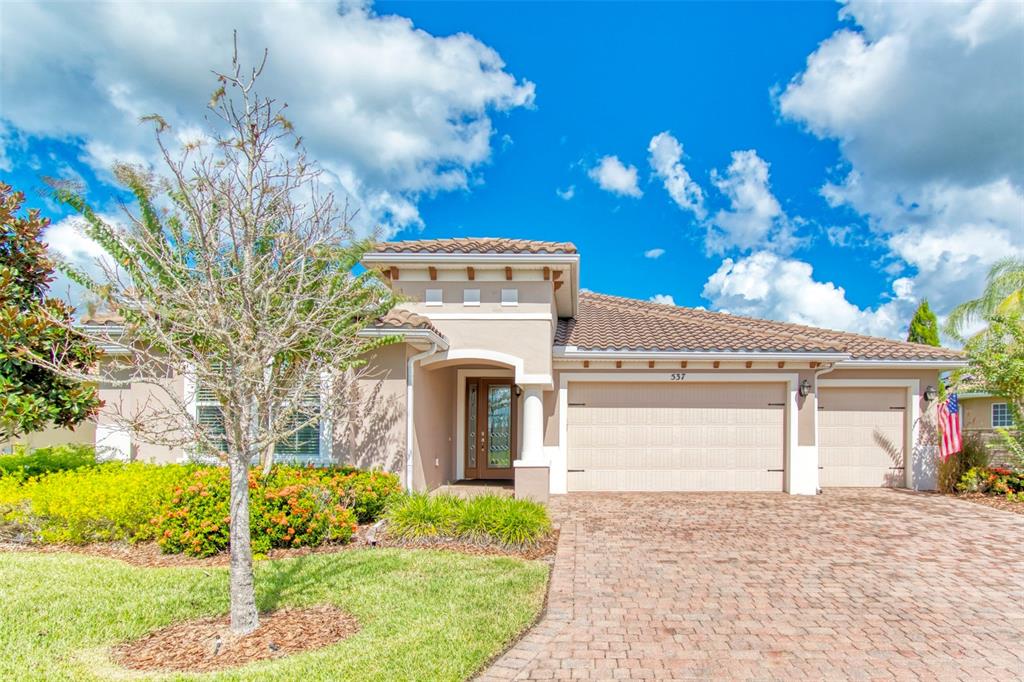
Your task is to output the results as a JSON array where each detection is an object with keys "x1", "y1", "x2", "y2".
[
  {"x1": 318, "y1": 467, "x2": 403, "y2": 523},
  {"x1": 957, "y1": 466, "x2": 1024, "y2": 497},
  {"x1": 0, "y1": 444, "x2": 96, "y2": 480},
  {"x1": 937, "y1": 434, "x2": 989, "y2": 493},
  {"x1": 0, "y1": 462, "x2": 193, "y2": 544},
  {"x1": 154, "y1": 466, "x2": 363, "y2": 557},
  {"x1": 384, "y1": 493, "x2": 552, "y2": 548}
]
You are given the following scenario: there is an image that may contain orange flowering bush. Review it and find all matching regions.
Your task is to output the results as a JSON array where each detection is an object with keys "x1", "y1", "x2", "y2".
[{"x1": 153, "y1": 465, "x2": 399, "y2": 557}]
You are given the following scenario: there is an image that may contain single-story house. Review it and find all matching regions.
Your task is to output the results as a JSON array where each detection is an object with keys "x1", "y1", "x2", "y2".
[{"x1": 77, "y1": 238, "x2": 967, "y2": 500}]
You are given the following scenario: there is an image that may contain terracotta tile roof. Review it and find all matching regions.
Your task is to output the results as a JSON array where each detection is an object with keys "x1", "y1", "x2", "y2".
[
  {"x1": 371, "y1": 308, "x2": 446, "y2": 339},
  {"x1": 371, "y1": 238, "x2": 577, "y2": 255},
  {"x1": 556, "y1": 292, "x2": 964, "y2": 361},
  {"x1": 80, "y1": 310, "x2": 125, "y2": 326}
]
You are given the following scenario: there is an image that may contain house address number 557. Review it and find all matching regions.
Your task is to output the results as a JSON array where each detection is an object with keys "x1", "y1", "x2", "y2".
[{"x1": 669, "y1": 373, "x2": 686, "y2": 381}]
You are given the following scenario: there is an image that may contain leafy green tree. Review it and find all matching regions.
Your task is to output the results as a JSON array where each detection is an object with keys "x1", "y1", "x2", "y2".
[
  {"x1": 965, "y1": 314, "x2": 1024, "y2": 467},
  {"x1": 945, "y1": 257, "x2": 1024, "y2": 341},
  {"x1": 906, "y1": 299, "x2": 940, "y2": 346},
  {"x1": 31, "y1": 51, "x2": 397, "y2": 634},
  {"x1": 0, "y1": 183, "x2": 101, "y2": 441}
]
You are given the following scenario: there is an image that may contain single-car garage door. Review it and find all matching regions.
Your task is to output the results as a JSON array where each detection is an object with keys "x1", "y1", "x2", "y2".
[
  {"x1": 818, "y1": 387, "x2": 906, "y2": 487},
  {"x1": 567, "y1": 382, "x2": 786, "y2": 492}
]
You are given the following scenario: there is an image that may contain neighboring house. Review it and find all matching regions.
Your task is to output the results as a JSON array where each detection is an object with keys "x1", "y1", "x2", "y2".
[
  {"x1": 959, "y1": 390, "x2": 1017, "y2": 466},
  {"x1": 77, "y1": 238, "x2": 967, "y2": 500}
]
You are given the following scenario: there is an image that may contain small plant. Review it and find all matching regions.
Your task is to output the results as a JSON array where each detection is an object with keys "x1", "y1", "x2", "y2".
[
  {"x1": 385, "y1": 493, "x2": 552, "y2": 548},
  {"x1": 957, "y1": 466, "x2": 1024, "y2": 496},
  {"x1": 937, "y1": 434, "x2": 989, "y2": 493},
  {"x1": 0, "y1": 444, "x2": 96, "y2": 479}
]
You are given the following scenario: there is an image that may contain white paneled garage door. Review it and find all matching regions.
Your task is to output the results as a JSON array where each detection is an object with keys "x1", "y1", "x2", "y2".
[
  {"x1": 566, "y1": 382, "x2": 786, "y2": 492},
  {"x1": 818, "y1": 387, "x2": 906, "y2": 487}
]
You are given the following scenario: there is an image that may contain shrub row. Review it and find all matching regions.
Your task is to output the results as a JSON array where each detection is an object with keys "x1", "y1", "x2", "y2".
[
  {"x1": 384, "y1": 493, "x2": 552, "y2": 548},
  {"x1": 0, "y1": 450, "x2": 401, "y2": 555},
  {"x1": 936, "y1": 434, "x2": 989, "y2": 493},
  {"x1": 153, "y1": 465, "x2": 400, "y2": 557},
  {"x1": 957, "y1": 466, "x2": 1024, "y2": 501},
  {"x1": 0, "y1": 444, "x2": 97, "y2": 480}
]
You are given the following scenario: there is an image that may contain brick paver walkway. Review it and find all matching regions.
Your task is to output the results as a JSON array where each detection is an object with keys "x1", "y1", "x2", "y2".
[{"x1": 480, "y1": 490, "x2": 1024, "y2": 680}]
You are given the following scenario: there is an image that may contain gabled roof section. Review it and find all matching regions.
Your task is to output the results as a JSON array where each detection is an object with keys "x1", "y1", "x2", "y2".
[
  {"x1": 370, "y1": 237, "x2": 577, "y2": 255},
  {"x1": 557, "y1": 292, "x2": 964, "y2": 362}
]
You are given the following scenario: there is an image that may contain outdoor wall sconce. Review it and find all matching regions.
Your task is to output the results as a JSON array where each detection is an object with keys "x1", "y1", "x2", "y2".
[
  {"x1": 514, "y1": 384, "x2": 523, "y2": 397},
  {"x1": 924, "y1": 385, "x2": 938, "y2": 401},
  {"x1": 798, "y1": 379, "x2": 811, "y2": 397}
]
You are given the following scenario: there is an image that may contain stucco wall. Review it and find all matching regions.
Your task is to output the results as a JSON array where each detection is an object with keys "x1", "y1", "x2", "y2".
[
  {"x1": 960, "y1": 396, "x2": 1003, "y2": 432},
  {"x1": 412, "y1": 364, "x2": 456, "y2": 490},
  {"x1": 427, "y1": 318, "x2": 554, "y2": 378},
  {"x1": 1, "y1": 420, "x2": 95, "y2": 453},
  {"x1": 97, "y1": 362, "x2": 185, "y2": 464},
  {"x1": 394, "y1": 280, "x2": 553, "y2": 315},
  {"x1": 332, "y1": 343, "x2": 408, "y2": 478}
]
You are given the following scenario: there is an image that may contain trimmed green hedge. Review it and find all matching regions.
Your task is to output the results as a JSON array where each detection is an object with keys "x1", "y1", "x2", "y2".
[
  {"x1": 385, "y1": 493, "x2": 552, "y2": 548},
  {"x1": 0, "y1": 459, "x2": 402, "y2": 554},
  {"x1": 0, "y1": 444, "x2": 97, "y2": 479}
]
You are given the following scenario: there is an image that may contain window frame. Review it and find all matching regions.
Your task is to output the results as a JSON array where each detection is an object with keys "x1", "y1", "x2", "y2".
[
  {"x1": 463, "y1": 288, "x2": 481, "y2": 307},
  {"x1": 501, "y1": 288, "x2": 519, "y2": 306},
  {"x1": 992, "y1": 402, "x2": 1013, "y2": 428},
  {"x1": 425, "y1": 288, "x2": 443, "y2": 306}
]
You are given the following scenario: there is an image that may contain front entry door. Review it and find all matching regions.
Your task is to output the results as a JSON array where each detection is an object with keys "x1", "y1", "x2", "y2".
[{"x1": 464, "y1": 378, "x2": 516, "y2": 480}]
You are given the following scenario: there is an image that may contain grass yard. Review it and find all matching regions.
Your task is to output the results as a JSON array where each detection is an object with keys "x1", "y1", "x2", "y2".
[{"x1": 0, "y1": 548, "x2": 549, "y2": 681}]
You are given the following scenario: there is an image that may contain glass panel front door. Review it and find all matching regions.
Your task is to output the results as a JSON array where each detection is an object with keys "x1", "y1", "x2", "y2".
[
  {"x1": 487, "y1": 384, "x2": 512, "y2": 468},
  {"x1": 464, "y1": 378, "x2": 516, "y2": 480}
]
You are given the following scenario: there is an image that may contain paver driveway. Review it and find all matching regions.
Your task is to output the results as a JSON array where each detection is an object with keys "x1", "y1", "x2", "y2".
[{"x1": 481, "y1": 490, "x2": 1024, "y2": 681}]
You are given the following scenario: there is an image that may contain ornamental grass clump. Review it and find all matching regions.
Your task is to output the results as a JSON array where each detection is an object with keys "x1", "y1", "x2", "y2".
[{"x1": 385, "y1": 493, "x2": 552, "y2": 549}]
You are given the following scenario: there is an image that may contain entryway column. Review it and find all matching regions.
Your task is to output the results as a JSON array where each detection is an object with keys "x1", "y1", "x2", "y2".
[
  {"x1": 515, "y1": 385, "x2": 550, "y2": 503},
  {"x1": 520, "y1": 386, "x2": 545, "y2": 464}
]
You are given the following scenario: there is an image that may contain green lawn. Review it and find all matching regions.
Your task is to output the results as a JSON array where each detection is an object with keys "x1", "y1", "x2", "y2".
[{"x1": 0, "y1": 549, "x2": 549, "y2": 681}]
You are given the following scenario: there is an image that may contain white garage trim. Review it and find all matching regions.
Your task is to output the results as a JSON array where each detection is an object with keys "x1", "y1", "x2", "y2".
[
  {"x1": 817, "y1": 379, "x2": 923, "y2": 489},
  {"x1": 556, "y1": 373, "x2": 808, "y2": 495}
]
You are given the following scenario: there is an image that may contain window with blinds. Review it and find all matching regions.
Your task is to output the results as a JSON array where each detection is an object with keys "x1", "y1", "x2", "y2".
[{"x1": 192, "y1": 372, "x2": 324, "y2": 465}]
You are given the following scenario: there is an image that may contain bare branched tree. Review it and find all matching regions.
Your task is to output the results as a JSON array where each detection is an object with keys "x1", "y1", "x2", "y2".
[{"x1": 26, "y1": 44, "x2": 398, "y2": 634}]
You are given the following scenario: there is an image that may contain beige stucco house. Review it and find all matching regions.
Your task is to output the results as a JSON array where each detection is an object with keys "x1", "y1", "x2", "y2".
[{"x1": 79, "y1": 238, "x2": 968, "y2": 501}]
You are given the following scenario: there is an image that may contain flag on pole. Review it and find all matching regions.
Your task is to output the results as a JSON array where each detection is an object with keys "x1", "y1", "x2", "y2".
[{"x1": 938, "y1": 393, "x2": 962, "y2": 460}]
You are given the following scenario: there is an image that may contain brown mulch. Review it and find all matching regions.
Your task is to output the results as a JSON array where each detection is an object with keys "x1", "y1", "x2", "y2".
[
  {"x1": 110, "y1": 605, "x2": 358, "y2": 673},
  {"x1": 953, "y1": 493, "x2": 1024, "y2": 515},
  {"x1": 0, "y1": 524, "x2": 559, "y2": 567}
]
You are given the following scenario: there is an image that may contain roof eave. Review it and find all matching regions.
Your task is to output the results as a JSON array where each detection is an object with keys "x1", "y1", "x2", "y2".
[
  {"x1": 835, "y1": 359, "x2": 968, "y2": 369},
  {"x1": 553, "y1": 346, "x2": 851, "y2": 362},
  {"x1": 358, "y1": 327, "x2": 450, "y2": 352}
]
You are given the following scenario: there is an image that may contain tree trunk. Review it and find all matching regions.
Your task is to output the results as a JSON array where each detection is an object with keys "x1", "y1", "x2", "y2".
[{"x1": 228, "y1": 455, "x2": 259, "y2": 634}]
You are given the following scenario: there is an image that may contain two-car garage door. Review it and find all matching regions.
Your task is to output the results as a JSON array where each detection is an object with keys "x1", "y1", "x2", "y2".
[
  {"x1": 566, "y1": 382, "x2": 786, "y2": 492},
  {"x1": 565, "y1": 381, "x2": 909, "y2": 492}
]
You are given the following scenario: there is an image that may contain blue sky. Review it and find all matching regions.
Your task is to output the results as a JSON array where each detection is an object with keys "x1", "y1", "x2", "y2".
[{"x1": 2, "y1": 1, "x2": 1022, "y2": 341}]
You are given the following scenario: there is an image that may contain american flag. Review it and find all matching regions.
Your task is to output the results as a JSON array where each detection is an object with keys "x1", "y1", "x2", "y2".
[{"x1": 938, "y1": 393, "x2": 962, "y2": 460}]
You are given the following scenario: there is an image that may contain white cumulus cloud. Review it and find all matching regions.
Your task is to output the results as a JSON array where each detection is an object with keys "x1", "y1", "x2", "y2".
[
  {"x1": 0, "y1": 1, "x2": 535, "y2": 235},
  {"x1": 588, "y1": 155, "x2": 642, "y2": 198},
  {"x1": 707, "y1": 150, "x2": 799, "y2": 255},
  {"x1": 778, "y1": 0, "x2": 1024, "y2": 323},
  {"x1": 649, "y1": 294, "x2": 676, "y2": 306},
  {"x1": 702, "y1": 251, "x2": 916, "y2": 338},
  {"x1": 647, "y1": 131, "x2": 705, "y2": 219},
  {"x1": 644, "y1": 248, "x2": 666, "y2": 259},
  {"x1": 556, "y1": 184, "x2": 575, "y2": 200}
]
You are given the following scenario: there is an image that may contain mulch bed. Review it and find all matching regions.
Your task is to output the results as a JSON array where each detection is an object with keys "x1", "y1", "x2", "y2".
[
  {"x1": 110, "y1": 605, "x2": 358, "y2": 673},
  {"x1": 953, "y1": 493, "x2": 1024, "y2": 515},
  {"x1": 0, "y1": 525, "x2": 559, "y2": 567}
]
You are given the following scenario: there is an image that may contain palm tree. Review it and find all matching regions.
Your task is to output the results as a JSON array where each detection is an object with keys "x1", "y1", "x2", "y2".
[{"x1": 945, "y1": 257, "x2": 1024, "y2": 341}]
